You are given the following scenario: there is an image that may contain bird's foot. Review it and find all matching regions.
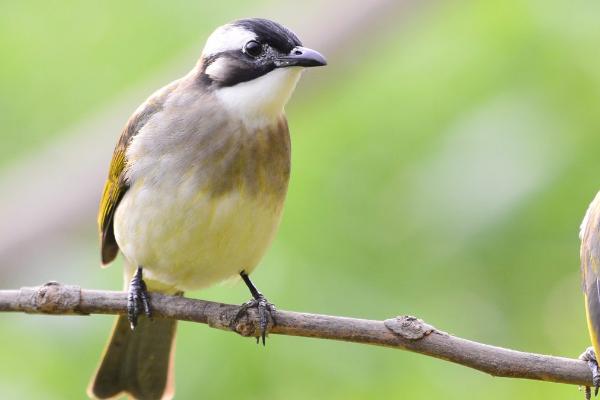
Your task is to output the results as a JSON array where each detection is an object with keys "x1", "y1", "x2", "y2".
[
  {"x1": 127, "y1": 266, "x2": 152, "y2": 330},
  {"x1": 580, "y1": 346, "x2": 600, "y2": 399},
  {"x1": 231, "y1": 294, "x2": 276, "y2": 345}
]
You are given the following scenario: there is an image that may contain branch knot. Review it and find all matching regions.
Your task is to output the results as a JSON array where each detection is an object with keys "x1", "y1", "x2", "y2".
[
  {"x1": 17, "y1": 282, "x2": 83, "y2": 314},
  {"x1": 384, "y1": 315, "x2": 435, "y2": 340}
]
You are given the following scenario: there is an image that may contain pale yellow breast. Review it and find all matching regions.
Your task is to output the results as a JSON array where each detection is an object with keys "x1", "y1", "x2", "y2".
[
  {"x1": 114, "y1": 115, "x2": 290, "y2": 291},
  {"x1": 115, "y1": 185, "x2": 286, "y2": 290}
]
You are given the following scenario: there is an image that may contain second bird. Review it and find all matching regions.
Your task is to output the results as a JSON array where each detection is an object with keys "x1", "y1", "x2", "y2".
[{"x1": 89, "y1": 18, "x2": 326, "y2": 400}]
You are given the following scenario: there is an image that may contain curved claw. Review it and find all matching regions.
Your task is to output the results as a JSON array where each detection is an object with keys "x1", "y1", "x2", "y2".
[
  {"x1": 232, "y1": 294, "x2": 276, "y2": 345},
  {"x1": 580, "y1": 346, "x2": 600, "y2": 399},
  {"x1": 127, "y1": 266, "x2": 152, "y2": 330}
]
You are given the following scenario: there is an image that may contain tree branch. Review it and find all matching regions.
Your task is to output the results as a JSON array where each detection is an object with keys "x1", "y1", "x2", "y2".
[{"x1": 0, "y1": 282, "x2": 592, "y2": 387}]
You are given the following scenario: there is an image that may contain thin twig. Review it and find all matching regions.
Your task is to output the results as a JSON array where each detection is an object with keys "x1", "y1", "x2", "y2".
[{"x1": 0, "y1": 282, "x2": 592, "y2": 387}]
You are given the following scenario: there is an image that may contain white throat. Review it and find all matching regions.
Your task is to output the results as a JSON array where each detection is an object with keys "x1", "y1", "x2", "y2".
[{"x1": 214, "y1": 67, "x2": 303, "y2": 128}]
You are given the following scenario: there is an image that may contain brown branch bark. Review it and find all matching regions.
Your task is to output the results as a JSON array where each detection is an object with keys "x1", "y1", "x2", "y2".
[{"x1": 0, "y1": 282, "x2": 592, "y2": 387}]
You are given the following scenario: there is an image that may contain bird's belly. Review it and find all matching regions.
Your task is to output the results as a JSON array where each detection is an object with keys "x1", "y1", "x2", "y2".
[{"x1": 113, "y1": 180, "x2": 286, "y2": 291}]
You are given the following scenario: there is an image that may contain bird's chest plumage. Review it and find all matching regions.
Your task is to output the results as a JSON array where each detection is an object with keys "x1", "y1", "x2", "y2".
[{"x1": 114, "y1": 114, "x2": 290, "y2": 291}]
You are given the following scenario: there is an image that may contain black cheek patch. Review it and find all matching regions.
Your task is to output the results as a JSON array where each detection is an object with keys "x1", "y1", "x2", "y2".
[
  {"x1": 221, "y1": 59, "x2": 274, "y2": 87},
  {"x1": 201, "y1": 51, "x2": 277, "y2": 88}
]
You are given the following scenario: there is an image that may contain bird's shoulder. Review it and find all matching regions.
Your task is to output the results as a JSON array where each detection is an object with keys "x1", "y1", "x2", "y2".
[{"x1": 97, "y1": 78, "x2": 181, "y2": 265}]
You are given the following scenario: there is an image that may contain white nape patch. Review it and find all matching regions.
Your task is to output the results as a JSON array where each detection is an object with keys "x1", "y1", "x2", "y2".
[
  {"x1": 202, "y1": 24, "x2": 255, "y2": 57},
  {"x1": 215, "y1": 67, "x2": 303, "y2": 128}
]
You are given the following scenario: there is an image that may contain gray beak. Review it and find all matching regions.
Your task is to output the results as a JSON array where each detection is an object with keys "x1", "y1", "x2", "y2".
[{"x1": 275, "y1": 46, "x2": 327, "y2": 68}]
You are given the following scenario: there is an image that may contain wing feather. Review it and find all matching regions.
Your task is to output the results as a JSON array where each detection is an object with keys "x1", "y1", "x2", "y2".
[
  {"x1": 581, "y1": 191, "x2": 600, "y2": 351},
  {"x1": 98, "y1": 80, "x2": 179, "y2": 265}
]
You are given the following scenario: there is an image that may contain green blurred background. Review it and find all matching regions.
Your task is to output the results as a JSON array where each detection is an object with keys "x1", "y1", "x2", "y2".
[{"x1": 1, "y1": 0, "x2": 599, "y2": 398}]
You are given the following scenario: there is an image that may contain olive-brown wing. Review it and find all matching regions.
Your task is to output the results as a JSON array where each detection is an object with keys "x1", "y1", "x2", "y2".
[
  {"x1": 98, "y1": 143, "x2": 128, "y2": 265},
  {"x1": 581, "y1": 192, "x2": 600, "y2": 350},
  {"x1": 98, "y1": 80, "x2": 179, "y2": 265}
]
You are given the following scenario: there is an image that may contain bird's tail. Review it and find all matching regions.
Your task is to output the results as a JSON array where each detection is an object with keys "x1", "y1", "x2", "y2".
[{"x1": 88, "y1": 315, "x2": 177, "y2": 400}]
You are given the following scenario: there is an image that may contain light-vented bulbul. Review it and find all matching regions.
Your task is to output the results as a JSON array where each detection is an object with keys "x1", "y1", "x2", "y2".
[{"x1": 89, "y1": 18, "x2": 326, "y2": 400}]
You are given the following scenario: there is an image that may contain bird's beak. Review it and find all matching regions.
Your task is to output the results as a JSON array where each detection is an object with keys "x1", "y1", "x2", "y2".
[{"x1": 274, "y1": 46, "x2": 327, "y2": 68}]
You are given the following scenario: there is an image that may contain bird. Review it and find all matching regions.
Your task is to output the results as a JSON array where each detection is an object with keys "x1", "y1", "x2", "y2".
[
  {"x1": 579, "y1": 191, "x2": 600, "y2": 399},
  {"x1": 88, "y1": 18, "x2": 326, "y2": 400}
]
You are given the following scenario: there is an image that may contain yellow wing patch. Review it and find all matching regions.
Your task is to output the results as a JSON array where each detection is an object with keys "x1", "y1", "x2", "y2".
[
  {"x1": 582, "y1": 192, "x2": 600, "y2": 280},
  {"x1": 581, "y1": 191, "x2": 600, "y2": 354},
  {"x1": 96, "y1": 78, "x2": 182, "y2": 265},
  {"x1": 98, "y1": 146, "x2": 128, "y2": 265}
]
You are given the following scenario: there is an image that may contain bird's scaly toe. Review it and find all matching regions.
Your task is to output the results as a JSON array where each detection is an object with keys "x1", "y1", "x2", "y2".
[
  {"x1": 232, "y1": 294, "x2": 276, "y2": 345},
  {"x1": 580, "y1": 346, "x2": 600, "y2": 399},
  {"x1": 127, "y1": 266, "x2": 152, "y2": 330}
]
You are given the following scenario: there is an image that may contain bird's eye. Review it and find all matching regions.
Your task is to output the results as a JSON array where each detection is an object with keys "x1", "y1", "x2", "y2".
[{"x1": 243, "y1": 40, "x2": 263, "y2": 58}]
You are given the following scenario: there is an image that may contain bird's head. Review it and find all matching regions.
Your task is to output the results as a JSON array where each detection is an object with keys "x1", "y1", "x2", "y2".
[{"x1": 197, "y1": 18, "x2": 326, "y2": 124}]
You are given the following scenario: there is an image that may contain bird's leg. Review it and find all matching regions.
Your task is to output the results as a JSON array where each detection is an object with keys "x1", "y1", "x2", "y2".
[
  {"x1": 580, "y1": 346, "x2": 600, "y2": 399},
  {"x1": 231, "y1": 271, "x2": 276, "y2": 345},
  {"x1": 127, "y1": 266, "x2": 152, "y2": 330}
]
